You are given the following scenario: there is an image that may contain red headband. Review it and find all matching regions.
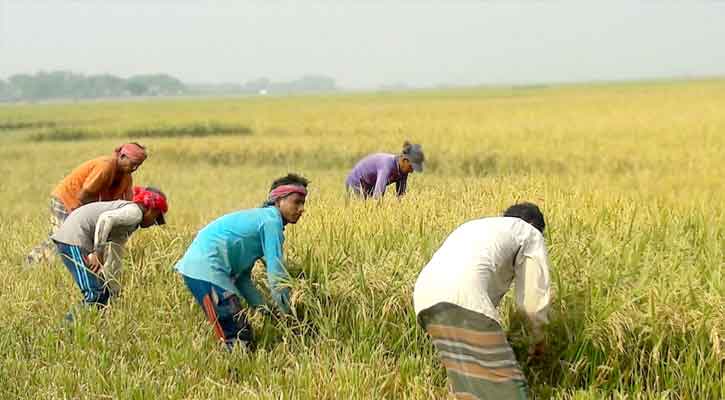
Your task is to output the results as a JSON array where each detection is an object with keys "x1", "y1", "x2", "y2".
[
  {"x1": 268, "y1": 185, "x2": 307, "y2": 202},
  {"x1": 133, "y1": 186, "x2": 168, "y2": 213}
]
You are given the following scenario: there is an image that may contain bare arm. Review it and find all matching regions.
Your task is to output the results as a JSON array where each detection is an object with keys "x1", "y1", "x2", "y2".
[{"x1": 395, "y1": 175, "x2": 408, "y2": 197}]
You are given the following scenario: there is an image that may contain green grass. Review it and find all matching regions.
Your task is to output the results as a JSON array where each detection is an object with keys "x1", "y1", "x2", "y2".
[
  {"x1": 0, "y1": 80, "x2": 723, "y2": 399},
  {"x1": 0, "y1": 120, "x2": 57, "y2": 131}
]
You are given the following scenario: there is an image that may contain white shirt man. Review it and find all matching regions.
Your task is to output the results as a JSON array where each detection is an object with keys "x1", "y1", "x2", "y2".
[{"x1": 413, "y1": 203, "x2": 551, "y2": 400}]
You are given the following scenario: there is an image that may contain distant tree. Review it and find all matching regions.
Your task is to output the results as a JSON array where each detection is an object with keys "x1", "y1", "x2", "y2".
[
  {"x1": 87, "y1": 74, "x2": 126, "y2": 97},
  {"x1": 2, "y1": 71, "x2": 188, "y2": 101},
  {"x1": 0, "y1": 79, "x2": 9, "y2": 100},
  {"x1": 127, "y1": 74, "x2": 185, "y2": 96},
  {"x1": 242, "y1": 77, "x2": 271, "y2": 93},
  {"x1": 125, "y1": 79, "x2": 149, "y2": 96},
  {"x1": 271, "y1": 75, "x2": 337, "y2": 94},
  {"x1": 8, "y1": 74, "x2": 37, "y2": 99}
]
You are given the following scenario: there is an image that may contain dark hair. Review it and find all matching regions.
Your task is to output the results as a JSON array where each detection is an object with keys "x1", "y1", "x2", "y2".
[
  {"x1": 402, "y1": 141, "x2": 412, "y2": 154},
  {"x1": 503, "y1": 202, "x2": 545, "y2": 233},
  {"x1": 270, "y1": 173, "x2": 310, "y2": 191},
  {"x1": 262, "y1": 173, "x2": 309, "y2": 207}
]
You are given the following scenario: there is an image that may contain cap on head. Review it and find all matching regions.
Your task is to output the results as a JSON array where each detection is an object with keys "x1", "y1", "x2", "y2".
[
  {"x1": 402, "y1": 141, "x2": 425, "y2": 172},
  {"x1": 503, "y1": 202, "x2": 545, "y2": 233}
]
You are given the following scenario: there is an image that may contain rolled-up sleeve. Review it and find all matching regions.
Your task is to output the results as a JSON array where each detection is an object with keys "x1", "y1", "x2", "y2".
[
  {"x1": 261, "y1": 220, "x2": 291, "y2": 314},
  {"x1": 514, "y1": 233, "x2": 551, "y2": 342}
]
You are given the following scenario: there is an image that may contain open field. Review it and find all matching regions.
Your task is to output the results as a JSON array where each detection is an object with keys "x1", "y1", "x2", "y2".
[{"x1": 0, "y1": 80, "x2": 723, "y2": 399}]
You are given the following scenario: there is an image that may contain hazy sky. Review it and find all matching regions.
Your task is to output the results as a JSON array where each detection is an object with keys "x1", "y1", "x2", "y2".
[{"x1": 1, "y1": 1, "x2": 724, "y2": 88}]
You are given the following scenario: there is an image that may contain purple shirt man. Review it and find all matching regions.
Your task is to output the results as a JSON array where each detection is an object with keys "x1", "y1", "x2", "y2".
[
  {"x1": 345, "y1": 142, "x2": 424, "y2": 198},
  {"x1": 345, "y1": 153, "x2": 408, "y2": 198}
]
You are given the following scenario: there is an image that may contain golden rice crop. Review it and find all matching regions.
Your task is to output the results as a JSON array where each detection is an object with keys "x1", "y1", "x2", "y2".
[{"x1": 0, "y1": 79, "x2": 723, "y2": 399}]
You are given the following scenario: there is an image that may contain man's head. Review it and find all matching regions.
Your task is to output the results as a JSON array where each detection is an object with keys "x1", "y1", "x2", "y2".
[
  {"x1": 115, "y1": 142, "x2": 147, "y2": 174},
  {"x1": 133, "y1": 186, "x2": 168, "y2": 228},
  {"x1": 267, "y1": 173, "x2": 309, "y2": 225},
  {"x1": 503, "y1": 202, "x2": 545, "y2": 233},
  {"x1": 399, "y1": 141, "x2": 425, "y2": 174}
]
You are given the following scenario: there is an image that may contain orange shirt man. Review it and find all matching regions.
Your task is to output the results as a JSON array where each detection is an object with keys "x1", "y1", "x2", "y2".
[
  {"x1": 27, "y1": 143, "x2": 148, "y2": 265},
  {"x1": 53, "y1": 155, "x2": 134, "y2": 211}
]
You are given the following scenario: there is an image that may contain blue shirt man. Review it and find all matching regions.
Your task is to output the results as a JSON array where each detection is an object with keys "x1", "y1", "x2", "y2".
[
  {"x1": 175, "y1": 206, "x2": 290, "y2": 312},
  {"x1": 175, "y1": 174, "x2": 309, "y2": 350}
]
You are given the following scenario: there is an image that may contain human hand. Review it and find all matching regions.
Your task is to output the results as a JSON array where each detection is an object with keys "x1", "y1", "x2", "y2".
[
  {"x1": 528, "y1": 340, "x2": 546, "y2": 360},
  {"x1": 86, "y1": 252, "x2": 103, "y2": 274}
]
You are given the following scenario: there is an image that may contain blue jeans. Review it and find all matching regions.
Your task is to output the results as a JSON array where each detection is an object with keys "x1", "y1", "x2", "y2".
[
  {"x1": 55, "y1": 242, "x2": 110, "y2": 307},
  {"x1": 182, "y1": 275, "x2": 253, "y2": 350}
]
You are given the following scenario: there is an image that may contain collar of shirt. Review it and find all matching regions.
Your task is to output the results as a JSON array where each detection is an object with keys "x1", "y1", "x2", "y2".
[{"x1": 265, "y1": 205, "x2": 286, "y2": 230}]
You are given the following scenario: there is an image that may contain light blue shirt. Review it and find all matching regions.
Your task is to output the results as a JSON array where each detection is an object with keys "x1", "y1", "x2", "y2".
[{"x1": 175, "y1": 206, "x2": 290, "y2": 313}]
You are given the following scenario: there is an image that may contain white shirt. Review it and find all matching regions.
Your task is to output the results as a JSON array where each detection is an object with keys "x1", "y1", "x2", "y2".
[
  {"x1": 413, "y1": 217, "x2": 551, "y2": 339},
  {"x1": 94, "y1": 204, "x2": 144, "y2": 251},
  {"x1": 52, "y1": 200, "x2": 142, "y2": 253}
]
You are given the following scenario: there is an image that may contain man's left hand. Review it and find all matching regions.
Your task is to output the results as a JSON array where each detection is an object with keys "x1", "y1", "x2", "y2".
[{"x1": 86, "y1": 252, "x2": 103, "y2": 274}]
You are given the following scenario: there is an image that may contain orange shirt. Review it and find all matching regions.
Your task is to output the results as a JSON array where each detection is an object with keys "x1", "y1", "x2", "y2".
[{"x1": 52, "y1": 156, "x2": 134, "y2": 211}]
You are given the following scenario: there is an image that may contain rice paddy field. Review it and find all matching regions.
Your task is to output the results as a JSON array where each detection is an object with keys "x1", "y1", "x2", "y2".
[{"x1": 0, "y1": 79, "x2": 723, "y2": 399}]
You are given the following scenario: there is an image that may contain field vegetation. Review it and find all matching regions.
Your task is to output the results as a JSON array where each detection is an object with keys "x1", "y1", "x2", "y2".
[{"x1": 0, "y1": 79, "x2": 723, "y2": 399}]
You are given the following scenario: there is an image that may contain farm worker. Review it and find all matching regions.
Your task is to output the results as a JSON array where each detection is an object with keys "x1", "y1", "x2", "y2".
[
  {"x1": 175, "y1": 173, "x2": 308, "y2": 350},
  {"x1": 413, "y1": 202, "x2": 552, "y2": 400},
  {"x1": 345, "y1": 141, "x2": 424, "y2": 199},
  {"x1": 51, "y1": 186, "x2": 167, "y2": 318},
  {"x1": 27, "y1": 142, "x2": 148, "y2": 265}
]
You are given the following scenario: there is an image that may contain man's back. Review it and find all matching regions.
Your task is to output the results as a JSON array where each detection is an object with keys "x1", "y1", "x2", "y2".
[
  {"x1": 51, "y1": 200, "x2": 138, "y2": 251},
  {"x1": 175, "y1": 206, "x2": 285, "y2": 295},
  {"x1": 414, "y1": 216, "x2": 548, "y2": 324}
]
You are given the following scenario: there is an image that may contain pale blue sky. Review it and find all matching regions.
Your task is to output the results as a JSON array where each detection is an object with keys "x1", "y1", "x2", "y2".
[{"x1": 1, "y1": 1, "x2": 724, "y2": 88}]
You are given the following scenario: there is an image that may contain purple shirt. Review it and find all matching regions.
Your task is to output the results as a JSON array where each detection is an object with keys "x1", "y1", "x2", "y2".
[{"x1": 345, "y1": 153, "x2": 408, "y2": 198}]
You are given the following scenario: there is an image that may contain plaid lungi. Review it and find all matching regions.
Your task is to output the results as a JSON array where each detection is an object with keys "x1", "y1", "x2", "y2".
[
  {"x1": 418, "y1": 302, "x2": 528, "y2": 400},
  {"x1": 27, "y1": 197, "x2": 70, "y2": 264}
]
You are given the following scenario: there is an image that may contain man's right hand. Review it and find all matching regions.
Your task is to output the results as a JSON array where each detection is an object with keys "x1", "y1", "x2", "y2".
[{"x1": 528, "y1": 340, "x2": 546, "y2": 359}]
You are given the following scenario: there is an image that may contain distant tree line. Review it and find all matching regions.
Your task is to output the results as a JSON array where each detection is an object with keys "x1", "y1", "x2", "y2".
[
  {"x1": 189, "y1": 75, "x2": 338, "y2": 96},
  {"x1": 0, "y1": 71, "x2": 339, "y2": 102},
  {"x1": 0, "y1": 71, "x2": 187, "y2": 102}
]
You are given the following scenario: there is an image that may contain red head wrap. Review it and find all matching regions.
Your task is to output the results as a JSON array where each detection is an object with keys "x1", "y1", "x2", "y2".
[
  {"x1": 268, "y1": 184, "x2": 307, "y2": 203},
  {"x1": 133, "y1": 186, "x2": 168, "y2": 213}
]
